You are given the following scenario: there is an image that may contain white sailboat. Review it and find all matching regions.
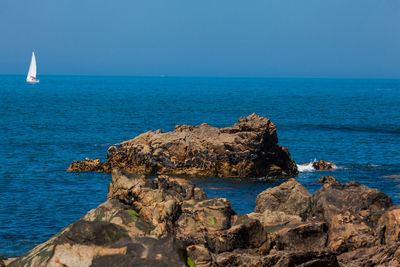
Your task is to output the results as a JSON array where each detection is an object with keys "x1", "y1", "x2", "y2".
[{"x1": 26, "y1": 52, "x2": 39, "y2": 83}]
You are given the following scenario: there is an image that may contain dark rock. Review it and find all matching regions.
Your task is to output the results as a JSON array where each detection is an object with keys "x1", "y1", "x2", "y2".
[
  {"x1": 69, "y1": 114, "x2": 298, "y2": 177},
  {"x1": 91, "y1": 237, "x2": 187, "y2": 267},
  {"x1": 255, "y1": 178, "x2": 311, "y2": 217},
  {"x1": 270, "y1": 222, "x2": 328, "y2": 252},
  {"x1": 318, "y1": 176, "x2": 338, "y2": 184},
  {"x1": 312, "y1": 160, "x2": 336, "y2": 170},
  {"x1": 205, "y1": 218, "x2": 268, "y2": 254},
  {"x1": 58, "y1": 220, "x2": 129, "y2": 246}
]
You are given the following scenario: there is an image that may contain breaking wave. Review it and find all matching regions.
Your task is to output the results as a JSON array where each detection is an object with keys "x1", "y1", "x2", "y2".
[
  {"x1": 297, "y1": 159, "x2": 338, "y2": 173},
  {"x1": 297, "y1": 162, "x2": 315, "y2": 172}
]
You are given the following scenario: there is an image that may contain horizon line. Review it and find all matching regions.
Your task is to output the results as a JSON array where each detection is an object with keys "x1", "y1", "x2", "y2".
[{"x1": 1, "y1": 73, "x2": 400, "y2": 80}]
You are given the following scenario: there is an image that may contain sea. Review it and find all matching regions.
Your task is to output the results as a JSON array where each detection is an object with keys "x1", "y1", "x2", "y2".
[{"x1": 1, "y1": 75, "x2": 399, "y2": 257}]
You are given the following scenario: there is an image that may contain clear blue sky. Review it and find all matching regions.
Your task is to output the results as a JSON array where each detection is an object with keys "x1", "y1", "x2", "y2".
[{"x1": 1, "y1": 0, "x2": 399, "y2": 78}]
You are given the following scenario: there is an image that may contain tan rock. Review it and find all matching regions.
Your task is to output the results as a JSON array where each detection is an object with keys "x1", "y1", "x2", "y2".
[
  {"x1": 312, "y1": 160, "x2": 336, "y2": 170},
  {"x1": 338, "y1": 241, "x2": 400, "y2": 267},
  {"x1": 378, "y1": 206, "x2": 400, "y2": 244},
  {"x1": 255, "y1": 178, "x2": 311, "y2": 217},
  {"x1": 69, "y1": 114, "x2": 298, "y2": 177}
]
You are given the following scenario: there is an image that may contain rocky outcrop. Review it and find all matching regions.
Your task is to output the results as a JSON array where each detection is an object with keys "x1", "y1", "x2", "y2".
[
  {"x1": 250, "y1": 177, "x2": 398, "y2": 265},
  {"x1": 249, "y1": 179, "x2": 312, "y2": 234},
  {"x1": 11, "y1": 170, "x2": 342, "y2": 267},
  {"x1": 304, "y1": 181, "x2": 393, "y2": 253},
  {"x1": 69, "y1": 114, "x2": 298, "y2": 178},
  {"x1": 10, "y1": 171, "x2": 400, "y2": 267},
  {"x1": 312, "y1": 160, "x2": 336, "y2": 170},
  {"x1": 305, "y1": 181, "x2": 392, "y2": 224}
]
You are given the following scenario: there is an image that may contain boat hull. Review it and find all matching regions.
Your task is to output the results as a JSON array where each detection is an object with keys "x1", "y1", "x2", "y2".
[{"x1": 26, "y1": 79, "x2": 39, "y2": 84}]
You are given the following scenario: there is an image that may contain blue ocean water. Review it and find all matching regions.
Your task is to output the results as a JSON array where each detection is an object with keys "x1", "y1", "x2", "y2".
[{"x1": 1, "y1": 75, "x2": 399, "y2": 257}]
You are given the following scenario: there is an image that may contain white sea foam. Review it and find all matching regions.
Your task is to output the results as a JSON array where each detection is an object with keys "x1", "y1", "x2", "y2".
[
  {"x1": 297, "y1": 162, "x2": 315, "y2": 172},
  {"x1": 297, "y1": 159, "x2": 339, "y2": 172}
]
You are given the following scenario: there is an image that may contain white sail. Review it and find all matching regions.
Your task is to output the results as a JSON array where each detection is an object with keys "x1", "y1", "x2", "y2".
[{"x1": 26, "y1": 52, "x2": 38, "y2": 82}]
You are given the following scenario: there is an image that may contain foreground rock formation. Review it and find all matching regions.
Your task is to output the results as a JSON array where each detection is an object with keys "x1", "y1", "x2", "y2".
[
  {"x1": 7, "y1": 173, "x2": 400, "y2": 267},
  {"x1": 68, "y1": 114, "x2": 298, "y2": 178}
]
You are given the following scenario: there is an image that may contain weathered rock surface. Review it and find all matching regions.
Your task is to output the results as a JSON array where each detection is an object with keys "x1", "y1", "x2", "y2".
[
  {"x1": 11, "y1": 171, "x2": 400, "y2": 267},
  {"x1": 255, "y1": 178, "x2": 311, "y2": 217},
  {"x1": 269, "y1": 222, "x2": 328, "y2": 252},
  {"x1": 305, "y1": 181, "x2": 392, "y2": 224},
  {"x1": 312, "y1": 160, "x2": 336, "y2": 170},
  {"x1": 377, "y1": 205, "x2": 400, "y2": 244},
  {"x1": 69, "y1": 114, "x2": 298, "y2": 177},
  {"x1": 338, "y1": 241, "x2": 400, "y2": 267},
  {"x1": 11, "y1": 170, "x2": 343, "y2": 267},
  {"x1": 304, "y1": 181, "x2": 393, "y2": 253}
]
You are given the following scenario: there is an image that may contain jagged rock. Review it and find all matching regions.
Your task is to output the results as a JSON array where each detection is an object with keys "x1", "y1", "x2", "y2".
[
  {"x1": 107, "y1": 169, "x2": 207, "y2": 235},
  {"x1": 377, "y1": 205, "x2": 400, "y2": 244},
  {"x1": 337, "y1": 241, "x2": 400, "y2": 267},
  {"x1": 312, "y1": 160, "x2": 336, "y2": 170},
  {"x1": 305, "y1": 181, "x2": 393, "y2": 253},
  {"x1": 327, "y1": 212, "x2": 378, "y2": 253},
  {"x1": 67, "y1": 158, "x2": 110, "y2": 172},
  {"x1": 255, "y1": 178, "x2": 311, "y2": 217},
  {"x1": 69, "y1": 114, "x2": 298, "y2": 177},
  {"x1": 175, "y1": 198, "x2": 236, "y2": 247},
  {"x1": 318, "y1": 176, "x2": 338, "y2": 184},
  {"x1": 305, "y1": 181, "x2": 392, "y2": 224},
  {"x1": 12, "y1": 169, "x2": 399, "y2": 266}
]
